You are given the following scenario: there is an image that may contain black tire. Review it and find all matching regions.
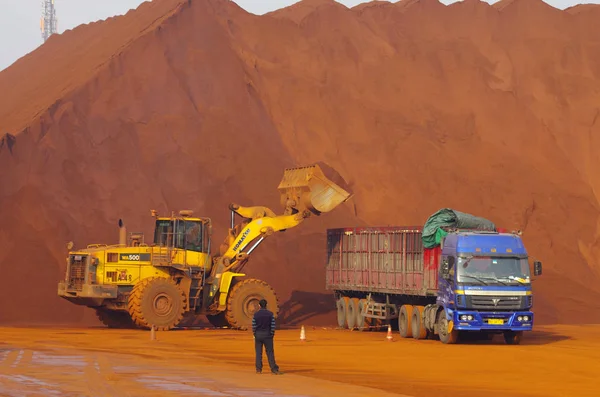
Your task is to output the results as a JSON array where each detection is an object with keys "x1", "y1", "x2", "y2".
[
  {"x1": 398, "y1": 305, "x2": 413, "y2": 338},
  {"x1": 437, "y1": 312, "x2": 458, "y2": 344},
  {"x1": 127, "y1": 277, "x2": 188, "y2": 331},
  {"x1": 225, "y1": 278, "x2": 278, "y2": 330},
  {"x1": 347, "y1": 298, "x2": 358, "y2": 329},
  {"x1": 503, "y1": 331, "x2": 523, "y2": 345},
  {"x1": 411, "y1": 305, "x2": 428, "y2": 339},
  {"x1": 206, "y1": 312, "x2": 229, "y2": 328},
  {"x1": 95, "y1": 308, "x2": 136, "y2": 329},
  {"x1": 336, "y1": 297, "x2": 348, "y2": 329}
]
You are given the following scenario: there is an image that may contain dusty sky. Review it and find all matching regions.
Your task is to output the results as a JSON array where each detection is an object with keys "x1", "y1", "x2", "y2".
[{"x1": 0, "y1": 0, "x2": 597, "y2": 71}]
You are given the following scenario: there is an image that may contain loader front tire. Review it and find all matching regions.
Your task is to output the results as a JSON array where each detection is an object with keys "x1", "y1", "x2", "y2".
[
  {"x1": 127, "y1": 277, "x2": 188, "y2": 331},
  {"x1": 225, "y1": 278, "x2": 278, "y2": 330},
  {"x1": 95, "y1": 308, "x2": 136, "y2": 329}
]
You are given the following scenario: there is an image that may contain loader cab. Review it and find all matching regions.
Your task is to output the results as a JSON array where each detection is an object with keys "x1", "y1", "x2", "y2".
[{"x1": 153, "y1": 217, "x2": 210, "y2": 254}]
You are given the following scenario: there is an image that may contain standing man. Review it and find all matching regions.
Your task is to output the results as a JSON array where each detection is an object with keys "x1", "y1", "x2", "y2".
[{"x1": 252, "y1": 299, "x2": 282, "y2": 375}]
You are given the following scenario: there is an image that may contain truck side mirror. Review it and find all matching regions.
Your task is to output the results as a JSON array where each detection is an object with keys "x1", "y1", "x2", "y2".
[
  {"x1": 441, "y1": 262, "x2": 450, "y2": 279},
  {"x1": 441, "y1": 256, "x2": 454, "y2": 279},
  {"x1": 534, "y1": 261, "x2": 542, "y2": 276}
]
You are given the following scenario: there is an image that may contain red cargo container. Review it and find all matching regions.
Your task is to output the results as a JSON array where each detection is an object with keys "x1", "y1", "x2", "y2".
[
  {"x1": 326, "y1": 226, "x2": 439, "y2": 295},
  {"x1": 325, "y1": 226, "x2": 441, "y2": 330}
]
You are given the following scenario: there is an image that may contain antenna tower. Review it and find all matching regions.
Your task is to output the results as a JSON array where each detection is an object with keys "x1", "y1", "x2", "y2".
[{"x1": 40, "y1": 0, "x2": 58, "y2": 42}]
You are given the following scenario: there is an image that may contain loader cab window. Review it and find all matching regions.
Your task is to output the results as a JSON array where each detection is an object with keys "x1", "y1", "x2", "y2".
[
  {"x1": 154, "y1": 220, "x2": 174, "y2": 247},
  {"x1": 154, "y1": 219, "x2": 204, "y2": 252},
  {"x1": 184, "y1": 221, "x2": 203, "y2": 252}
]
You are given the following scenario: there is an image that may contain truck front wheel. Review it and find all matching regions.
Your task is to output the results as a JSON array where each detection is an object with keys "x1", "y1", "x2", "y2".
[
  {"x1": 437, "y1": 313, "x2": 458, "y2": 344},
  {"x1": 503, "y1": 331, "x2": 523, "y2": 345},
  {"x1": 225, "y1": 278, "x2": 279, "y2": 330}
]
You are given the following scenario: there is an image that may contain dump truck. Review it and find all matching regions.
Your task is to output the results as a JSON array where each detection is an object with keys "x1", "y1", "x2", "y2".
[
  {"x1": 58, "y1": 164, "x2": 352, "y2": 331},
  {"x1": 326, "y1": 209, "x2": 543, "y2": 345}
]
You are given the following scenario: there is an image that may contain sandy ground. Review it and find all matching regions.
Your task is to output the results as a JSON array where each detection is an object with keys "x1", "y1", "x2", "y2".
[{"x1": 1, "y1": 325, "x2": 599, "y2": 397}]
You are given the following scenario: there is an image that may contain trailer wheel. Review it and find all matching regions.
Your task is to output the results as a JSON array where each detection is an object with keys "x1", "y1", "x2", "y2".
[
  {"x1": 503, "y1": 331, "x2": 523, "y2": 345},
  {"x1": 336, "y1": 297, "x2": 348, "y2": 329},
  {"x1": 225, "y1": 278, "x2": 278, "y2": 330},
  {"x1": 411, "y1": 305, "x2": 428, "y2": 340},
  {"x1": 398, "y1": 305, "x2": 413, "y2": 338},
  {"x1": 437, "y1": 312, "x2": 458, "y2": 344},
  {"x1": 346, "y1": 298, "x2": 358, "y2": 329},
  {"x1": 356, "y1": 299, "x2": 370, "y2": 331}
]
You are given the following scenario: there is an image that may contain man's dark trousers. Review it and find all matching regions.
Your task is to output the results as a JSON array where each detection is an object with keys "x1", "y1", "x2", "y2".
[
  {"x1": 254, "y1": 331, "x2": 278, "y2": 373},
  {"x1": 253, "y1": 307, "x2": 279, "y2": 373}
]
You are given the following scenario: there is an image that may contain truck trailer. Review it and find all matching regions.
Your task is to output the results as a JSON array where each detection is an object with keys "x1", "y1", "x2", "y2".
[{"x1": 326, "y1": 214, "x2": 542, "y2": 345}]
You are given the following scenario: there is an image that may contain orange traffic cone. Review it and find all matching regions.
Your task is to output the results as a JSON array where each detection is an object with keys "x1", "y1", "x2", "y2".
[
  {"x1": 386, "y1": 324, "x2": 393, "y2": 342},
  {"x1": 300, "y1": 325, "x2": 306, "y2": 342}
]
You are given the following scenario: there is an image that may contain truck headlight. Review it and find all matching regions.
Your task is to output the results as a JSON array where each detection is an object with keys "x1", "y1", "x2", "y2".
[
  {"x1": 461, "y1": 315, "x2": 467, "y2": 321},
  {"x1": 518, "y1": 316, "x2": 523, "y2": 321},
  {"x1": 523, "y1": 315, "x2": 529, "y2": 322},
  {"x1": 467, "y1": 315, "x2": 473, "y2": 321}
]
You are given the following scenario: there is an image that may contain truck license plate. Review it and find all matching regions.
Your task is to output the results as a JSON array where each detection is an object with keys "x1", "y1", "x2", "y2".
[{"x1": 488, "y1": 319, "x2": 504, "y2": 325}]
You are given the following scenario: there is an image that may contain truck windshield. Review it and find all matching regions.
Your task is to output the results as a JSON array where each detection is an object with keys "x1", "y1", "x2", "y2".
[{"x1": 456, "y1": 256, "x2": 530, "y2": 286}]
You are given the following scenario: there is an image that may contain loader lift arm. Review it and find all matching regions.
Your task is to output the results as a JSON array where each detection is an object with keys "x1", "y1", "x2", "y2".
[{"x1": 204, "y1": 164, "x2": 352, "y2": 312}]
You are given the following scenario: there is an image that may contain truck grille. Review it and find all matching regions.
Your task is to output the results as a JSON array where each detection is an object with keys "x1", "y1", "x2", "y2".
[
  {"x1": 466, "y1": 295, "x2": 524, "y2": 310},
  {"x1": 68, "y1": 255, "x2": 87, "y2": 291}
]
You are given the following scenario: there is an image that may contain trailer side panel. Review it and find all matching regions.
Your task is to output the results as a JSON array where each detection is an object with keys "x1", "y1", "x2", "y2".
[{"x1": 326, "y1": 227, "x2": 438, "y2": 296}]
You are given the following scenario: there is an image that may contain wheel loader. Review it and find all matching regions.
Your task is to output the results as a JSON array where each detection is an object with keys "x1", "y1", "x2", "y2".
[{"x1": 57, "y1": 164, "x2": 352, "y2": 330}]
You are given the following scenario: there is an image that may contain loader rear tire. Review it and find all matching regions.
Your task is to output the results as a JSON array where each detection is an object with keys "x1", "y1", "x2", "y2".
[
  {"x1": 225, "y1": 278, "x2": 278, "y2": 330},
  {"x1": 96, "y1": 308, "x2": 136, "y2": 329},
  {"x1": 127, "y1": 277, "x2": 188, "y2": 331}
]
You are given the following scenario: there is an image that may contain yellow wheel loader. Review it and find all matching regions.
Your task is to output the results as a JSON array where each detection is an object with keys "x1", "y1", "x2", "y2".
[{"x1": 57, "y1": 164, "x2": 351, "y2": 331}]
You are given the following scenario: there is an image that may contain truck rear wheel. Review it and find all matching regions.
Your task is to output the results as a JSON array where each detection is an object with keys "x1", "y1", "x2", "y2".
[
  {"x1": 411, "y1": 305, "x2": 428, "y2": 339},
  {"x1": 96, "y1": 308, "x2": 136, "y2": 329},
  {"x1": 398, "y1": 305, "x2": 413, "y2": 338},
  {"x1": 503, "y1": 331, "x2": 523, "y2": 345},
  {"x1": 225, "y1": 278, "x2": 278, "y2": 330},
  {"x1": 127, "y1": 277, "x2": 188, "y2": 331}
]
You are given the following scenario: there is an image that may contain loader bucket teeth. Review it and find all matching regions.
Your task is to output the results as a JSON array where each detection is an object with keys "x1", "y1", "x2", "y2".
[{"x1": 278, "y1": 163, "x2": 352, "y2": 215}]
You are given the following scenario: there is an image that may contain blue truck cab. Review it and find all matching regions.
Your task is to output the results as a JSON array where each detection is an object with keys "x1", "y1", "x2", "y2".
[{"x1": 436, "y1": 230, "x2": 543, "y2": 344}]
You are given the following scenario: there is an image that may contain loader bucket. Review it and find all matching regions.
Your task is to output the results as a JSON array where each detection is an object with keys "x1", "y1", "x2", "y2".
[{"x1": 277, "y1": 163, "x2": 352, "y2": 215}]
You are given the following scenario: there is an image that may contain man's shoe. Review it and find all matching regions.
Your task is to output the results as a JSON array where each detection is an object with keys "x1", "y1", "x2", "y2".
[
  {"x1": 271, "y1": 370, "x2": 283, "y2": 375},
  {"x1": 256, "y1": 370, "x2": 262, "y2": 374}
]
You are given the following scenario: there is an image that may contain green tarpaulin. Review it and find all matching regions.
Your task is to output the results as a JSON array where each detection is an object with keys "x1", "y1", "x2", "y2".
[{"x1": 422, "y1": 208, "x2": 496, "y2": 248}]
